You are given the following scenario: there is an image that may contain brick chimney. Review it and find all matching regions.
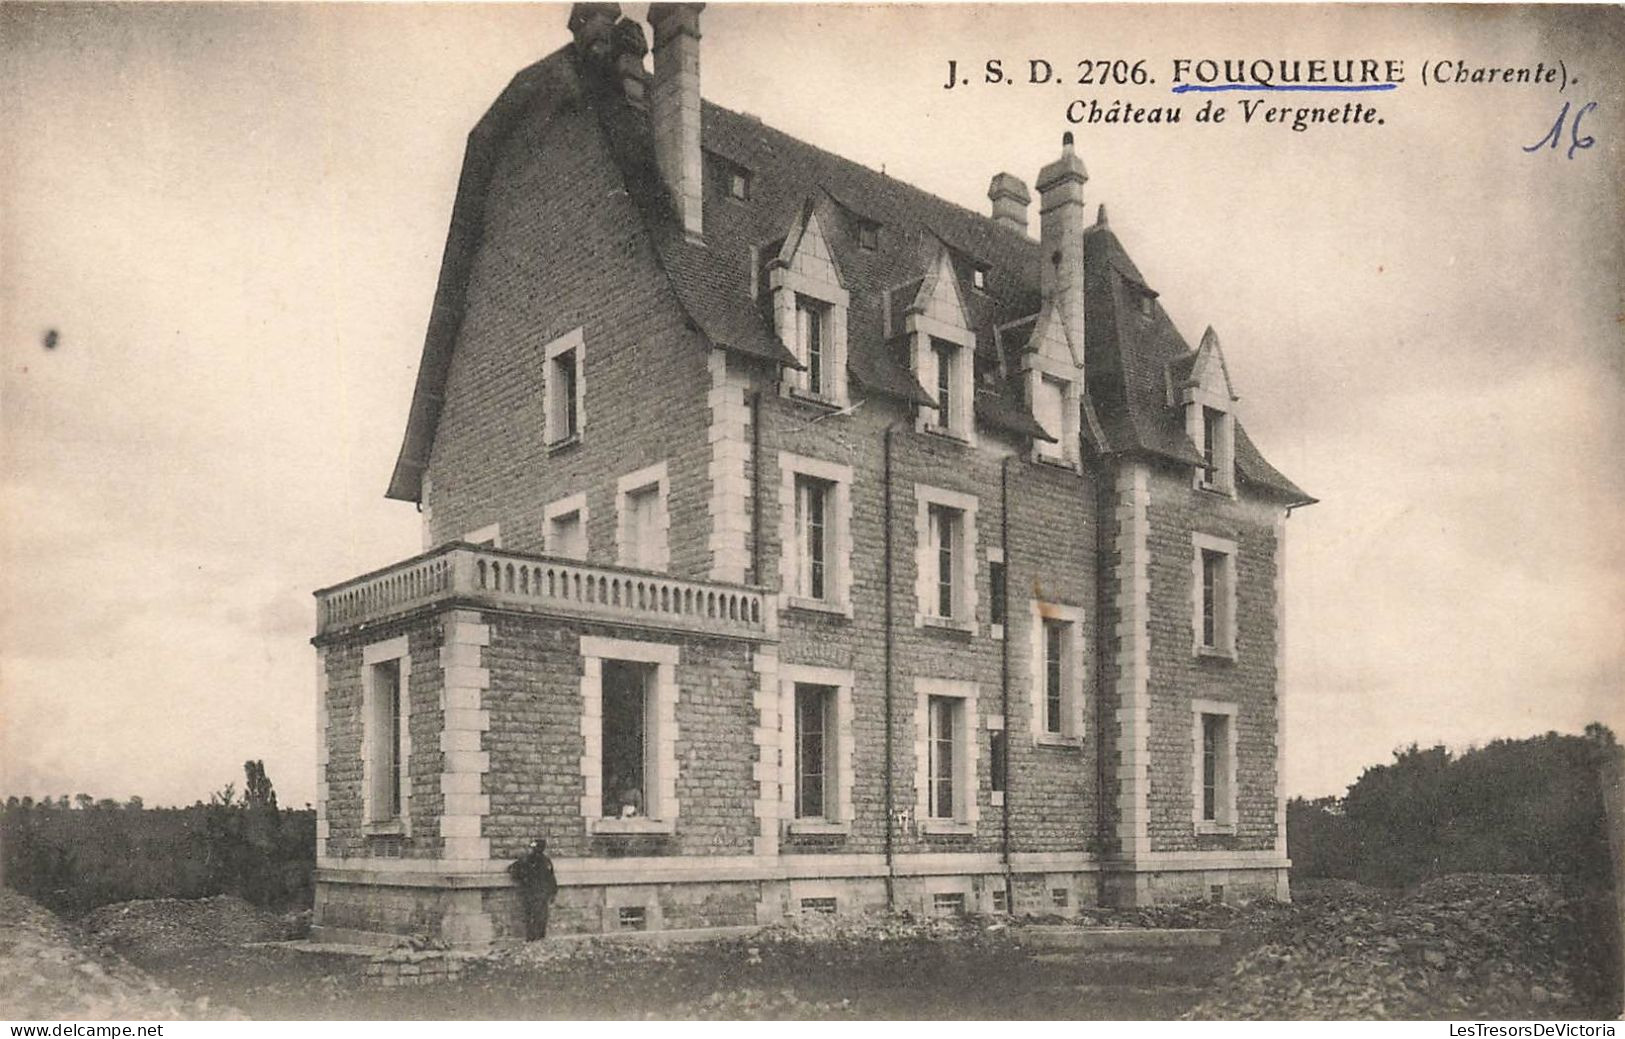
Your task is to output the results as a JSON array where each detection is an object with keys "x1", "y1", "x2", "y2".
[
  {"x1": 1035, "y1": 132, "x2": 1088, "y2": 346},
  {"x1": 648, "y1": 3, "x2": 706, "y2": 240},
  {"x1": 568, "y1": 3, "x2": 621, "y2": 66},
  {"x1": 987, "y1": 173, "x2": 1031, "y2": 234}
]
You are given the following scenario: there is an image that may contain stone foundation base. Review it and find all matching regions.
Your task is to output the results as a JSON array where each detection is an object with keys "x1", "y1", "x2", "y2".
[
  {"x1": 315, "y1": 859, "x2": 1290, "y2": 948},
  {"x1": 1100, "y1": 864, "x2": 1290, "y2": 907}
]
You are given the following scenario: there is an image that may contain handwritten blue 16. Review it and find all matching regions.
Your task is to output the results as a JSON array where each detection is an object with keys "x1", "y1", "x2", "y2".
[{"x1": 1523, "y1": 100, "x2": 1598, "y2": 160}]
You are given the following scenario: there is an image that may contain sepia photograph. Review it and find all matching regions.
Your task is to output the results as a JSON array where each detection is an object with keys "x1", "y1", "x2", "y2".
[{"x1": 2, "y1": 0, "x2": 1622, "y2": 1023}]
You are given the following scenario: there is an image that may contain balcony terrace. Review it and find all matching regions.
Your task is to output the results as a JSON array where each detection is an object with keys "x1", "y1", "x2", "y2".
[{"x1": 314, "y1": 542, "x2": 774, "y2": 642}]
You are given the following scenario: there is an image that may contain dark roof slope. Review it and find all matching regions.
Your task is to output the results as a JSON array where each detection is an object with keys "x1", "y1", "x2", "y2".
[{"x1": 387, "y1": 42, "x2": 1310, "y2": 506}]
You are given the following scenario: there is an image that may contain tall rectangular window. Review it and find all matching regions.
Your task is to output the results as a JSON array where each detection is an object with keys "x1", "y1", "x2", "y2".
[
  {"x1": 550, "y1": 510, "x2": 585, "y2": 560},
  {"x1": 796, "y1": 477, "x2": 831, "y2": 601},
  {"x1": 795, "y1": 684, "x2": 835, "y2": 819},
  {"x1": 369, "y1": 658, "x2": 404, "y2": 822},
  {"x1": 1201, "y1": 549, "x2": 1223, "y2": 649},
  {"x1": 933, "y1": 340, "x2": 955, "y2": 431},
  {"x1": 601, "y1": 661, "x2": 651, "y2": 819},
  {"x1": 1034, "y1": 375, "x2": 1067, "y2": 460},
  {"x1": 1202, "y1": 406, "x2": 1223, "y2": 484},
  {"x1": 1202, "y1": 713, "x2": 1223, "y2": 822},
  {"x1": 928, "y1": 696, "x2": 958, "y2": 819},
  {"x1": 544, "y1": 329, "x2": 585, "y2": 446},
  {"x1": 623, "y1": 485, "x2": 660, "y2": 569},
  {"x1": 989, "y1": 558, "x2": 1007, "y2": 628},
  {"x1": 929, "y1": 505, "x2": 959, "y2": 618},
  {"x1": 1044, "y1": 620, "x2": 1066, "y2": 734},
  {"x1": 797, "y1": 296, "x2": 831, "y2": 396},
  {"x1": 552, "y1": 349, "x2": 579, "y2": 441},
  {"x1": 989, "y1": 728, "x2": 1007, "y2": 794}
]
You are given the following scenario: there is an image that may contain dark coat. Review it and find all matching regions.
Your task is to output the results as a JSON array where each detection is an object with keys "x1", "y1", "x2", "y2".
[{"x1": 509, "y1": 846, "x2": 558, "y2": 901}]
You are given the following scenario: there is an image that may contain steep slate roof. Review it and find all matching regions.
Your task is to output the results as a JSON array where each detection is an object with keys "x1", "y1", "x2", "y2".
[{"x1": 387, "y1": 41, "x2": 1311, "y2": 506}]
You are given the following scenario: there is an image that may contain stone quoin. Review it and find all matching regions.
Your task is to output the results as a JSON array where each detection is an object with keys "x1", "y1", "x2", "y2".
[{"x1": 310, "y1": 2, "x2": 1315, "y2": 947}]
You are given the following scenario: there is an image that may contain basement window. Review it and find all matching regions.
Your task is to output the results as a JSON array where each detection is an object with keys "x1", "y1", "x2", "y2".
[
  {"x1": 931, "y1": 892, "x2": 966, "y2": 917},
  {"x1": 617, "y1": 906, "x2": 648, "y2": 931},
  {"x1": 1210, "y1": 884, "x2": 1226, "y2": 905},
  {"x1": 1051, "y1": 888, "x2": 1069, "y2": 909},
  {"x1": 991, "y1": 888, "x2": 1008, "y2": 913},
  {"x1": 800, "y1": 896, "x2": 838, "y2": 916}
]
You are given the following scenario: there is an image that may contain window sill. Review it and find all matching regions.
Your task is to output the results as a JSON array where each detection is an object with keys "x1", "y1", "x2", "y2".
[
  {"x1": 787, "y1": 819, "x2": 851, "y2": 836},
  {"x1": 1034, "y1": 733, "x2": 1084, "y2": 749},
  {"x1": 1195, "y1": 645, "x2": 1237, "y2": 662},
  {"x1": 784, "y1": 596, "x2": 853, "y2": 619},
  {"x1": 1195, "y1": 821, "x2": 1237, "y2": 836},
  {"x1": 589, "y1": 817, "x2": 675, "y2": 836},
  {"x1": 364, "y1": 820, "x2": 406, "y2": 837},
  {"x1": 918, "y1": 614, "x2": 976, "y2": 635},
  {"x1": 920, "y1": 820, "x2": 976, "y2": 836},
  {"x1": 1034, "y1": 454, "x2": 1079, "y2": 472},
  {"x1": 546, "y1": 433, "x2": 581, "y2": 456},
  {"x1": 781, "y1": 386, "x2": 848, "y2": 412},
  {"x1": 921, "y1": 425, "x2": 972, "y2": 446},
  {"x1": 1196, "y1": 481, "x2": 1235, "y2": 499}
]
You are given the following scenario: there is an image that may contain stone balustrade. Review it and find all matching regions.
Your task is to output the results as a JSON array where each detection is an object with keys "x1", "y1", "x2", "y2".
[{"x1": 315, "y1": 543, "x2": 772, "y2": 641}]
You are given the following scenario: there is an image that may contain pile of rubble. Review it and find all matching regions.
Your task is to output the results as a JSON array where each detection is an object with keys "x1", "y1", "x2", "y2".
[
  {"x1": 81, "y1": 894, "x2": 297, "y2": 957},
  {"x1": 1187, "y1": 874, "x2": 1618, "y2": 1019},
  {"x1": 0, "y1": 889, "x2": 239, "y2": 1020},
  {"x1": 666, "y1": 987, "x2": 855, "y2": 1020}
]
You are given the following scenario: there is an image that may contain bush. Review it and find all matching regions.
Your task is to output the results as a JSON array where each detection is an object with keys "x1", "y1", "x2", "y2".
[
  {"x1": 1289, "y1": 724, "x2": 1619, "y2": 888},
  {"x1": 2, "y1": 762, "x2": 315, "y2": 916}
]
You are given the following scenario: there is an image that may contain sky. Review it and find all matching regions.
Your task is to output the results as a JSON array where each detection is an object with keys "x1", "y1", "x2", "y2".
[{"x1": 2, "y1": 3, "x2": 1621, "y2": 808}]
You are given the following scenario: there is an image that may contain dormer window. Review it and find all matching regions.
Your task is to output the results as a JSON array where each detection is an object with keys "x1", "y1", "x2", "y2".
[
  {"x1": 1194, "y1": 404, "x2": 1234, "y2": 493},
  {"x1": 1137, "y1": 293, "x2": 1154, "y2": 319},
  {"x1": 857, "y1": 220, "x2": 880, "y2": 251},
  {"x1": 796, "y1": 296, "x2": 833, "y2": 396},
  {"x1": 770, "y1": 206, "x2": 850, "y2": 406},
  {"x1": 1183, "y1": 327, "x2": 1238, "y2": 495},
  {"x1": 927, "y1": 337, "x2": 970, "y2": 439},
  {"x1": 1202, "y1": 406, "x2": 1223, "y2": 483},
  {"x1": 1022, "y1": 308, "x2": 1082, "y2": 468},
  {"x1": 708, "y1": 152, "x2": 753, "y2": 202},
  {"x1": 971, "y1": 265, "x2": 989, "y2": 292}
]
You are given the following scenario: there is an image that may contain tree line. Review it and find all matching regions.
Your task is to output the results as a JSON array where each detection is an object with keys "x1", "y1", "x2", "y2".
[
  {"x1": 2, "y1": 761, "x2": 315, "y2": 916},
  {"x1": 1288, "y1": 723, "x2": 1619, "y2": 888}
]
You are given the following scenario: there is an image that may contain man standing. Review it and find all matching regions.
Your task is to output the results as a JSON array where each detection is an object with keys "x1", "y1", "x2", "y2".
[{"x1": 508, "y1": 838, "x2": 558, "y2": 940}]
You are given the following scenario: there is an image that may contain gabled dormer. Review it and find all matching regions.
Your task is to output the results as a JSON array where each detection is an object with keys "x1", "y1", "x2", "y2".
[
  {"x1": 766, "y1": 199, "x2": 850, "y2": 406},
  {"x1": 1022, "y1": 302, "x2": 1083, "y2": 468},
  {"x1": 906, "y1": 240, "x2": 977, "y2": 444},
  {"x1": 1177, "y1": 326, "x2": 1239, "y2": 495}
]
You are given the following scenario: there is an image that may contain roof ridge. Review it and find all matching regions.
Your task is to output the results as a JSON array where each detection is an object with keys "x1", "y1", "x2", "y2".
[{"x1": 702, "y1": 100, "x2": 1039, "y2": 254}]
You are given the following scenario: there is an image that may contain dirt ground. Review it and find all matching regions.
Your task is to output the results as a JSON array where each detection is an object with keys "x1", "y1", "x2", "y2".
[{"x1": 11, "y1": 875, "x2": 1620, "y2": 1020}]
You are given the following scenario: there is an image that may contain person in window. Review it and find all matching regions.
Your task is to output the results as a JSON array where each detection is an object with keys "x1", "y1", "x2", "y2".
[{"x1": 508, "y1": 837, "x2": 558, "y2": 940}]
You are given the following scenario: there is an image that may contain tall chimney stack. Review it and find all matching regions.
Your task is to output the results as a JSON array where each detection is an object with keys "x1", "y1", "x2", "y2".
[
  {"x1": 648, "y1": 3, "x2": 706, "y2": 240},
  {"x1": 987, "y1": 173, "x2": 1031, "y2": 234},
  {"x1": 1035, "y1": 132, "x2": 1088, "y2": 346}
]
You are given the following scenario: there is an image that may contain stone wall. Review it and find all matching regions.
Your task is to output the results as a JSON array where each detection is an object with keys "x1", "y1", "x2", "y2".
[
  {"x1": 422, "y1": 88, "x2": 714, "y2": 580},
  {"x1": 1143, "y1": 463, "x2": 1283, "y2": 854}
]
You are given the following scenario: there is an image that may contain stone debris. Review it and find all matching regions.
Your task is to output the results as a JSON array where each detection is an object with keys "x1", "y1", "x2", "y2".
[
  {"x1": 81, "y1": 894, "x2": 299, "y2": 957},
  {"x1": 666, "y1": 987, "x2": 855, "y2": 1019},
  {"x1": 1186, "y1": 874, "x2": 1616, "y2": 1019},
  {"x1": 0, "y1": 889, "x2": 243, "y2": 1020}
]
